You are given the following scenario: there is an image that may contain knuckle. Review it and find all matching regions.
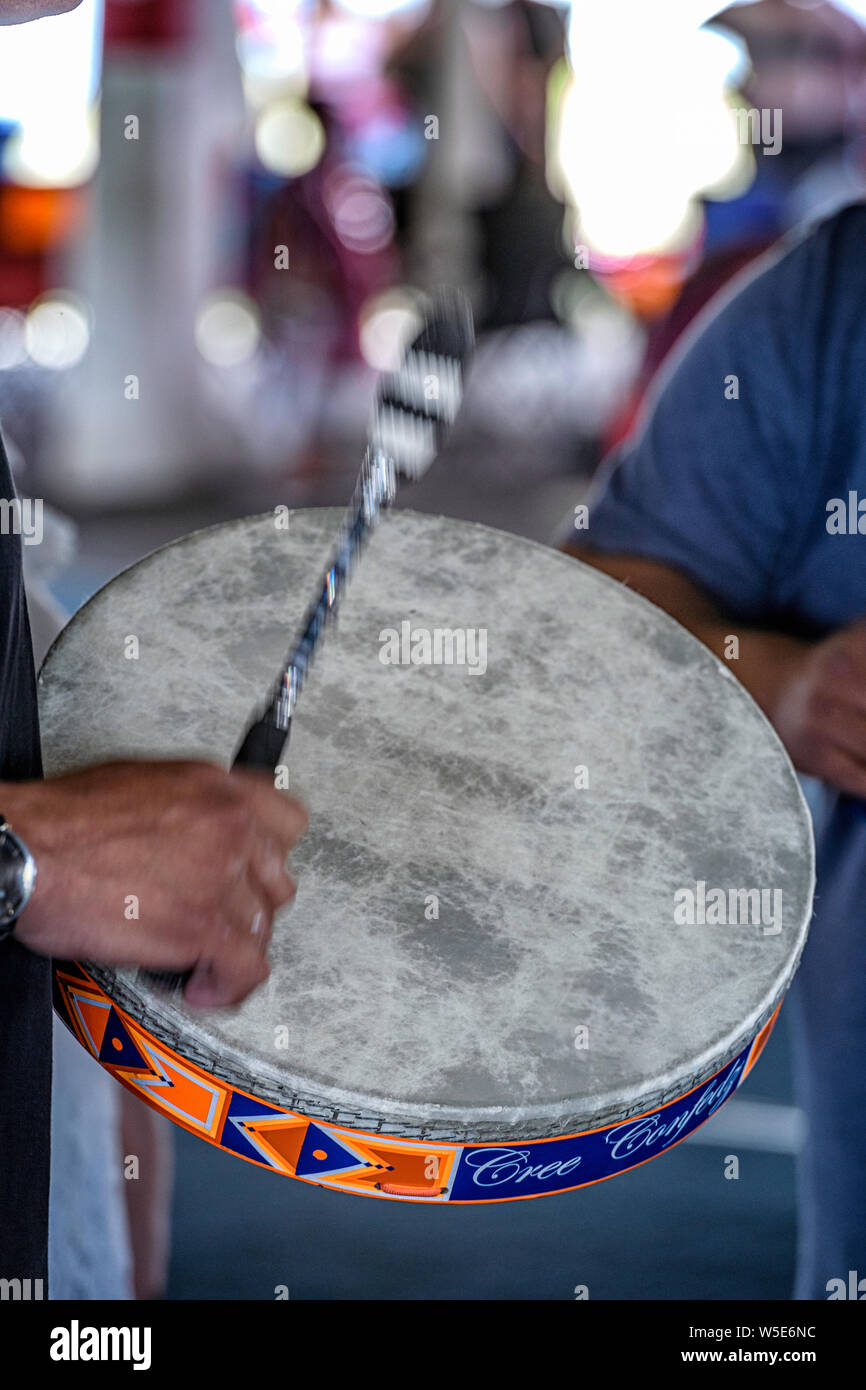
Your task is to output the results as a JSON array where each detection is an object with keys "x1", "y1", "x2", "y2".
[
  {"x1": 803, "y1": 712, "x2": 826, "y2": 744},
  {"x1": 213, "y1": 801, "x2": 255, "y2": 844},
  {"x1": 285, "y1": 796, "x2": 309, "y2": 830},
  {"x1": 185, "y1": 905, "x2": 216, "y2": 944},
  {"x1": 805, "y1": 695, "x2": 833, "y2": 733},
  {"x1": 278, "y1": 875, "x2": 297, "y2": 905}
]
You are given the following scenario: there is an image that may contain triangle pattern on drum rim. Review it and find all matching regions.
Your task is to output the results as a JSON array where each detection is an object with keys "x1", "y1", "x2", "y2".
[
  {"x1": 121, "y1": 1031, "x2": 225, "y2": 1135},
  {"x1": 233, "y1": 1113, "x2": 377, "y2": 1181},
  {"x1": 221, "y1": 1092, "x2": 299, "y2": 1169},
  {"x1": 61, "y1": 980, "x2": 150, "y2": 1074},
  {"x1": 98, "y1": 1007, "x2": 152, "y2": 1071},
  {"x1": 294, "y1": 1122, "x2": 374, "y2": 1180},
  {"x1": 54, "y1": 972, "x2": 110, "y2": 1055},
  {"x1": 70, "y1": 992, "x2": 112, "y2": 1057}
]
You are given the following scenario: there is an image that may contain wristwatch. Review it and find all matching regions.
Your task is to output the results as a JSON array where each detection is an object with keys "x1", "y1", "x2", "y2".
[{"x1": 0, "y1": 816, "x2": 37, "y2": 941}]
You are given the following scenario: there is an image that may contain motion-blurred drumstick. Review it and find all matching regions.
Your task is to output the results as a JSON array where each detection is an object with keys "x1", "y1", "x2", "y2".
[
  {"x1": 232, "y1": 288, "x2": 474, "y2": 770},
  {"x1": 146, "y1": 289, "x2": 475, "y2": 995}
]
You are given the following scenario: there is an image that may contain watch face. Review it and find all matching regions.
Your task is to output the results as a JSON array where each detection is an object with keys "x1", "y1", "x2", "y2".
[{"x1": 0, "y1": 826, "x2": 36, "y2": 925}]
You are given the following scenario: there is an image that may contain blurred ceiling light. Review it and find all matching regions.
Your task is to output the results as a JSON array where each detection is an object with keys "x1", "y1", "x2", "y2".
[
  {"x1": 235, "y1": 17, "x2": 307, "y2": 106},
  {"x1": 195, "y1": 291, "x2": 262, "y2": 368},
  {"x1": 359, "y1": 289, "x2": 423, "y2": 372},
  {"x1": 2, "y1": 108, "x2": 100, "y2": 190},
  {"x1": 326, "y1": 169, "x2": 395, "y2": 253},
  {"x1": 584, "y1": 0, "x2": 749, "y2": 28},
  {"x1": 0, "y1": 0, "x2": 101, "y2": 124},
  {"x1": 474, "y1": 0, "x2": 572, "y2": 6},
  {"x1": 235, "y1": 0, "x2": 307, "y2": 24},
  {"x1": 25, "y1": 294, "x2": 91, "y2": 370},
  {"x1": 0, "y1": 310, "x2": 27, "y2": 371},
  {"x1": 254, "y1": 99, "x2": 326, "y2": 178},
  {"x1": 558, "y1": 6, "x2": 752, "y2": 258},
  {"x1": 0, "y1": 0, "x2": 101, "y2": 191},
  {"x1": 331, "y1": 0, "x2": 430, "y2": 17},
  {"x1": 830, "y1": 0, "x2": 866, "y2": 19}
]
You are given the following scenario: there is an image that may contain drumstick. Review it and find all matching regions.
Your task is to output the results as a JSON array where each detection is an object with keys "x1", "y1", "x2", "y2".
[
  {"x1": 145, "y1": 289, "x2": 475, "y2": 995},
  {"x1": 232, "y1": 289, "x2": 474, "y2": 769}
]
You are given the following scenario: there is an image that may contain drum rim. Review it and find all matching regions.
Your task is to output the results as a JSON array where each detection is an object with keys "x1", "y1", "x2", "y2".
[
  {"x1": 81, "y1": 954, "x2": 803, "y2": 1142},
  {"x1": 41, "y1": 508, "x2": 816, "y2": 1144}
]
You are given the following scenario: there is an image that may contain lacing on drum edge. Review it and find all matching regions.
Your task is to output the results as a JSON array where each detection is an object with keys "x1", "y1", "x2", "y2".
[{"x1": 81, "y1": 963, "x2": 785, "y2": 1145}]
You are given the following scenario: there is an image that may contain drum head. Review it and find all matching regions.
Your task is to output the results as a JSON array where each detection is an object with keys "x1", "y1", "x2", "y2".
[{"x1": 40, "y1": 509, "x2": 814, "y2": 1144}]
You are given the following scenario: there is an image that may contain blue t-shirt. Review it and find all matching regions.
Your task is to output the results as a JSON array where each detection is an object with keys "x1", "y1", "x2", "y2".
[
  {"x1": 584, "y1": 200, "x2": 866, "y2": 941},
  {"x1": 587, "y1": 202, "x2": 866, "y2": 640}
]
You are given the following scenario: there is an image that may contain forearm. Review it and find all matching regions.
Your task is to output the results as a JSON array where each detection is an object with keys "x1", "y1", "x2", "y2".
[
  {"x1": 0, "y1": 778, "x2": 46, "y2": 843},
  {"x1": 562, "y1": 543, "x2": 811, "y2": 732}
]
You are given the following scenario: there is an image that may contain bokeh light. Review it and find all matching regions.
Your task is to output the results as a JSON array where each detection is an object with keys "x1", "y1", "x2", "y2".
[
  {"x1": 2, "y1": 109, "x2": 100, "y2": 190},
  {"x1": 0, "y1": 0, "x2": 102, "y2": 189},
  {"x1": 195, "y1": 291, "x2": 262, "y2": 368},
  {"x1": 332, "y1": 0, "x2": 430, "y2": 16},
  {"x1": 359, "y1": 289, "x2": 424, "y2": 372},
  {"x1": 235, "y1": 7, "x2": 308, "y2": 108},
  {"x1": 325, "y1": 167, "x2": 395, "y2": 254},
  {"x1": 254, "y1": 99, "x2": 326, "y2": 178},
  {"x1": 25, "y1": 294, "x2": 91, "y2": 370},
  {"x1": 557, "y1": 4, "x2": 753, "y2": 259}
]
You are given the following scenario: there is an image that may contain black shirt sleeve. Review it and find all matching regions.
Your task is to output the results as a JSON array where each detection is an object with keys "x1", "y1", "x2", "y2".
[{"x1": 0, "y1": 429, "x2": 51, "y2": 1289}]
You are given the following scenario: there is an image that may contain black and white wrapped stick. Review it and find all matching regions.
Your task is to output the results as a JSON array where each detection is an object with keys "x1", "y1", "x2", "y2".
[{"x1": 145, "y1": 289, "x2": 475, "y2": 995}]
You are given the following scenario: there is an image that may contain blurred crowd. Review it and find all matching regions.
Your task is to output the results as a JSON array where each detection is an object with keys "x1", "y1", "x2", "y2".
[{"x1": 0, "y1": 0, "x2": 864, "y2": 536}]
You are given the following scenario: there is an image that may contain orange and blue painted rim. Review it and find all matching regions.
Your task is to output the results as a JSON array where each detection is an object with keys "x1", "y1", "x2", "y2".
[{"x1": 53, "y1": 961, "x2": 780, "y2": 1203}]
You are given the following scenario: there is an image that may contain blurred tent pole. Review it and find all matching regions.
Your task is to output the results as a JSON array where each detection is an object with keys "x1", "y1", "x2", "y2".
[
  {"x1": 51, "y1": 0, "x2": 245, "y2": 507},
  {"x1": 407, "y1": 0, "x2": 479, "y2": 294}
]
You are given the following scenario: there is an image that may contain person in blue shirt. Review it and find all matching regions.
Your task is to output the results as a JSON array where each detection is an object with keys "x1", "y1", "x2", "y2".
[{"x1": 565, "y1": 200, "x2": 866, "y2": 1301}]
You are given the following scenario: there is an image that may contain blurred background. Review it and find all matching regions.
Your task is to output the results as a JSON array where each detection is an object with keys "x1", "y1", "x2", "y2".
[{"x1": 4, "y1": 0, "x2": 863, "y2": 1298}]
